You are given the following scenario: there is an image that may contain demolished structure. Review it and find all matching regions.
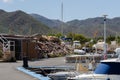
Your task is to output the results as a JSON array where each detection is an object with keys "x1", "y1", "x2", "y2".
[{"x1": 0, "y1": 34, "x2": 73, "y2": 61}]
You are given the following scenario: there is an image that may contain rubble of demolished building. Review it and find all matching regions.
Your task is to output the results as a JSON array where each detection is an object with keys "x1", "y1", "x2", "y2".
[{"x1": 34, "y1": 35, "x2": 73, "y2": 58}]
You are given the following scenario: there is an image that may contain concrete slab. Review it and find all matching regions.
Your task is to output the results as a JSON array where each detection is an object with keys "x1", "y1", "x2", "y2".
[{"x1": 0, "y1": 57, "x2": 76, "y2": 80}]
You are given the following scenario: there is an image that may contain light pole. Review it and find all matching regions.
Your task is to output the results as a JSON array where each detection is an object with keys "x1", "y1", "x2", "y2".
[
  {"x1": 103, "y1": 15, "x2": 108, "y2": 56},
  {"x1": 61, "y1": 2, "x2": 63, "y2": 35}
]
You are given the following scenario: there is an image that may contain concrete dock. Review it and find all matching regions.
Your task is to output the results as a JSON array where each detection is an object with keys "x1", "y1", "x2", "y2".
[{"x1": 0, "y1": 57, "x2": 76, "y2": 80}]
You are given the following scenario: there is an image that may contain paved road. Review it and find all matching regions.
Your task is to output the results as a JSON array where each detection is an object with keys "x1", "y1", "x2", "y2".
[{"x1": 0, "y1": 57, "x2": 75, "y2": 80}]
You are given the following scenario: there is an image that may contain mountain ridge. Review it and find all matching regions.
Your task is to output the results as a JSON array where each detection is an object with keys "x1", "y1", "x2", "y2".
[
  {"x1": 0, "y1": 9, "x2": 120, "y2": 37},
  {"x1": 31, "y1": 13, "x2": 120, "y2": 37},
  {"x1": 0, "y1": 9, "x2": 51, "y2": 35}
]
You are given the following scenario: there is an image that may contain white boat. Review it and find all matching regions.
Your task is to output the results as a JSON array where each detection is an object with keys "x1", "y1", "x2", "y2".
[
  {"x1": 67, "y1": 57, "x2": 120, "y2": 80},
  {"x1": 48, "y1": 71, "x2": 79, "y2": 80},
  {"x1": 74, "y1": 49, "x2": 85, "y2": 55}
]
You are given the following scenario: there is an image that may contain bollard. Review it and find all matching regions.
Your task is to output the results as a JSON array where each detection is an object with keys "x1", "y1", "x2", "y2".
[{"x1": 23, "y1": 56, "x2": 29, "y2": 68}]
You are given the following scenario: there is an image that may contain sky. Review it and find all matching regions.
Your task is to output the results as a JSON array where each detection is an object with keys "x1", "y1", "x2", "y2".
[{"x1": 0, "y1": 0, "x2": 120, "y2": 22}]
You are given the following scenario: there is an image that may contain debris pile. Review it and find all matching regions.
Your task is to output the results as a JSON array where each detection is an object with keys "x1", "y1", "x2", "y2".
[{"x1": 34, "y1": 35, "x2": 73, "y2": 58}]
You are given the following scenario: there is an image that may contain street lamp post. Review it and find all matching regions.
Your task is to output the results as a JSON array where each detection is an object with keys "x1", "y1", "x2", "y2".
[
  {"x1": 61, "y1": 2, "x2": 63, "y2": 35},
  {"x1": 103, "y1": 15, "x2": 108, "y2": 57}
]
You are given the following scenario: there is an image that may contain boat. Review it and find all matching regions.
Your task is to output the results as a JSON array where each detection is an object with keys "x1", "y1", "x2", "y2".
[
  {"x1": 48, "y1": 71, "x2": 79, "y2": 80},
  {"x1": 67, "y1": 56, "x2": 120, "y2": 80}
]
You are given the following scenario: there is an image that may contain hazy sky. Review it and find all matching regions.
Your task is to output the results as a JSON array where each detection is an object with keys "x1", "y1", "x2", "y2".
[{"x1": 0, "y1": 0, "x2": 120, "y2": 21}]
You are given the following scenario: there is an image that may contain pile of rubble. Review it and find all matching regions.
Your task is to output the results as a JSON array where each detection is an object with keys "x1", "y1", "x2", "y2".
[{"x1": 34, "y1": 35, "x2": 73, "y2": 58}]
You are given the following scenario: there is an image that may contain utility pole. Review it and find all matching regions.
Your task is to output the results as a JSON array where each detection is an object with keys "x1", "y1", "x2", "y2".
[
  {"x1": 103, "y1": 15, "x2": 108, "y2": 58},
  {"x1": 61, "y1": 2, "x2": 63, "y2": 35}
]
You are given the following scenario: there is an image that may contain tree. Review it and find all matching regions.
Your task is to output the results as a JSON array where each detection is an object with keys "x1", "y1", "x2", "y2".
[
  {"x1": 67, "y1": 32, "x2": 75, "y2": 39},
  {"x1": 106, "y1": 35, "x2": 115, "y2": 44},
  {"x1": 47, "y1": 33, "x2": 62, "y2": 38}
]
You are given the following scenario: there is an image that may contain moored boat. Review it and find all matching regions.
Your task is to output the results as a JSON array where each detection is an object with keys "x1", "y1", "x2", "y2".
[{"x1": 67, "y1": 57, "x2": 120, "y2": 80}]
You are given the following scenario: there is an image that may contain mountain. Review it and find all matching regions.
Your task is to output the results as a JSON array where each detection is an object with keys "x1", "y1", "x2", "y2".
[
  {"x1": 66, "y1": 17, "x2": 120, "y2": 37},
  {"x1": 1, "y1": 9, "x2": 120, "y2": 37},
  {"x1": 31, "y1": 14, "x2": 63, "y2": 28},
  {"x1": 31, "y1": 13, "x2": 120, "y2": 37},
  {"x1": 0, "y1": 10, "x2": 51, "y2": 35},
  {"x1": 30, "y1": 14, "x2": 67, "y2": 33}
]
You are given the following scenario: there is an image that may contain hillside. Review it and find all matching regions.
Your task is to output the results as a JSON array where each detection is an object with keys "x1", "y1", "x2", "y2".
[
  {"x1": 31, "y1": 14, "x2": 62, "y2": 28},
  {"x1": 1, "y1": 9, "x2": 120, "y2": 37},
  {"x1": 66, "y1": 17, "x2": 120, "y2": 37},
  {"x1": 30, "y1": 14, "x2": 67, "y2": 33},
  {"x1": 31, "y1": 13, "x2": 120, "y2": 37},
  {"x1": 0, "y1": 10, "x2": 51, "y2": 35}
]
